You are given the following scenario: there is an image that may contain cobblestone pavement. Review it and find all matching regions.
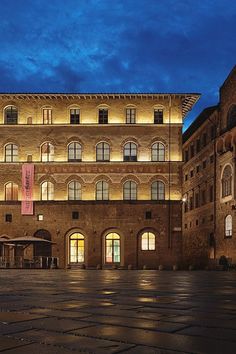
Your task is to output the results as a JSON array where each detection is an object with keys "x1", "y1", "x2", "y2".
[{"x1": 1, "y1": 270, "x2": 236, "y2": 354}]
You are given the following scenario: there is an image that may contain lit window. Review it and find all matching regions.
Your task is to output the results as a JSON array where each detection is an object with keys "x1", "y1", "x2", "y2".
[
  {"x1": 123, "y1": 180, "x2": 137, "y2": 200},
  {"x1": 225, "y1": 215, "x2": 232, "y2": 237},
  {"x1": 154, "y1": 109, "x2": 163, "y2": 124},
  {"x1": 37, "y1": 214, "x2": 43, "y2": 221},
  {"x1": 68, "y1": 142, "x2": 82, "y2": 162},
  {"x1": 152, "y1": 142, "x2": 165, "y2": 161},
  {"x1": 96, "y1": 142, "x2": 110, "y2": 161},
  {"x1": 126, "y1": 108, "x2": 136, "y2": 124},
  {"x1": 41, "y1": 181, "x2": 54, "y2": 200},
  {"x1": 124, "y1": 142, "x2": 137, "y2": 162},
  {"x1": 96, "y1": 181, "x2": 109, "y2": 200},
  {"x1": 4, "y1": 106, "x2": 18, "y2": 124},
  {"x1": 68, "y1": 181, "x2": 81, "y2": 200},
  {"x1": 151, "y1": 181, "x2": 165, "y2": 200},
  {"x1": 105, "y1": 233, "x2": 120, "y2": 263},
  {"x1": 222, "y1": 165, "x2": 233, "y2": 198},
  {"x1": 43, "y1": 109, "x2": 52, "y2": 124},
  {"x1": 5, "y1": 144, "x2": 18, "y2": 162},
  {"x1": 70, "y1": 233, "x2": 84, "y2": 263},
  {"x1": 5, "y1": 182, "x2": 18, "y2": 201},
  {"x1": 41, "y1": 143, "x2": 54, "y2": 162},
  {"x1": 99, "y1": 109, "x2": 108, "y2": 124},
  {"x1": 70, "y1": 109, "x2": 80, "y2": 124},
  {"x1": 141, "y1": 232, "x2": 155, "y2": 250}
]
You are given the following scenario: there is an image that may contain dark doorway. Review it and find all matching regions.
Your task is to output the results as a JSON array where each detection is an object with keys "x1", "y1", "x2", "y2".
[{"x1": 34, "y1": 230, "x2": 52, "y2": 257}]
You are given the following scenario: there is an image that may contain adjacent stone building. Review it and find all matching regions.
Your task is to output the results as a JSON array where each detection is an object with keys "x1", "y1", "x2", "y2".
[
  {"x1": 183, "y1": 66, "x2": 236, "y2": 267},
  {"x1": 0, "y1": 93, "x2": 198, "y2": 268}
]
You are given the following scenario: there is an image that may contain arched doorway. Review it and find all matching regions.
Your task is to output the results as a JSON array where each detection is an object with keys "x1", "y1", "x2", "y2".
[
  {"x1": 34, "y1": 230, "x2": 52, "y2": 257},
  {"x1": 69, "y1": 233, "x2": 85, "y2": 264},
  {"x1": 105, "y1": 233, "x2": 120, "y2": 265}
]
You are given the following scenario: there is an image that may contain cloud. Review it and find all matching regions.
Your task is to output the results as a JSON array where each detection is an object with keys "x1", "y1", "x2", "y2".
[{"x1": 0, "y1": 0, "x2": 235, "y2": 128}]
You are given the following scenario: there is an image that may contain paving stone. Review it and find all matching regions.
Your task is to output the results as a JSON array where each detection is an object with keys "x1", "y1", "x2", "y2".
[
  {"x1": 71, "y1": 324, "x2": 236, "y2": 353},
  {"x1": 1, "y1": 343, "x2": 78, "y2": 353},
  {"x1": 0, "y1": 336, "x2": 29, "y2": 351},
  {"x1": 177, "y1": 325, "x2": 236, "y2": 342},
  {"x1": 121, "y1": 345, "x2": 188, "y2": 353},
  {"x1": 9, "y1": 329, "x2": 133, "y2": 353},
  {"x1": 28, "y1": 308, "x2": 92, "y2": 319},
  {"x1": 0, "y1": 312, "x2": 47, "y2": 324},
  {"x1": 79, "y1": 315, "x2": 187, "y2": 332}
]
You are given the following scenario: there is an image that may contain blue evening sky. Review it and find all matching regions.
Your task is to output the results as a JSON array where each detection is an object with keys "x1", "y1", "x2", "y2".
[{"x1": 0, "y1": 0, "x2": 235, "y2": 129}]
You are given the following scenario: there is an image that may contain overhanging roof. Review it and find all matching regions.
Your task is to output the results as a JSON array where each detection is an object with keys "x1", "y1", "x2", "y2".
[{"x1": 0, "y1": 92, "x2": 200, "y2": 119}]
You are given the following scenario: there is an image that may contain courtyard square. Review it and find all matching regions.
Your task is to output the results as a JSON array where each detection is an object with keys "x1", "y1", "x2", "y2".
[{"x1": 0, "y1": 270, "x2": 236, "y2": 353}]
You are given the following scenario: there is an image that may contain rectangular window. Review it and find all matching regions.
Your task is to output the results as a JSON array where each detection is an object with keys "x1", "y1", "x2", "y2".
[
  {"x1": 209, "y1": 185, "x2": 214, "y2": 202},
  {"x1": 72, "y1": 211, "x2": 79, "y2": 220},
  {"x1": 189, "y1": 196, "x2": 193, "y2": 210},
  {"x1": 196, "y1": 219, "x2": 199, "y2": 226},
  {"x1": 154, "y1": 109, "x2": 163, "y2": 124},
  {"x1": 210, "y1": 154, "x2": 214, "y2": 163},
  {"x1": 70, "y1": 109, "x2": 80, "y2": 124},
  {"x1": 210, "y1": 126, "x2": 216, "y2": 140},
  {"x1": 196, "y1": 165, "x2": 200, "y2": 173},
  {"x1": 185, "y1": 174, "x2": 188, "y2": 181},
  {"x1": 37, "y1": 214, "x2": 43, "y2": 221},
  {"x1": 190, "y1": 170, "x2": 194, "y2": 178},
  {"x1": 145, "y1": 211, "x2": 152, "y2": 219},
  {"x1": 184, "y1": 150, "x2": 189, "y2": 162},
  {"x1": 203, "y1": 160, "x2": 207, "y2": 169},
  {"x1": 43, "y1": 109, "x2": 52, "y2": 124},
  {"x1": 99, "y1": 109, "x2": 108, "y2": 124},
  {"x1": 202, "y1": 132, "x2": 207, "y2": 147},
  {"x1": 201, "y1": 190, "x2": 206, "y2": 205},
  {"x1": 126, "y1": 108, "x2": 136, "y2": 124},
  {"x1": 190, "y1": 144, "x2": 195, "y2": 158},
  {"x1": 196, "y1": 139, "x2": 201, "y2": 153},
  {"x1": 195, "y1": 192, "x2": 199, "y2": 208},
  {"x1": 5, "y1": 214, "x2": 12, "y2": 222}
]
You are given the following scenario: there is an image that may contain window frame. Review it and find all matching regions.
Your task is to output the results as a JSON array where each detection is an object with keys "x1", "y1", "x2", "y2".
[
  {"x1": 123, "y1": 180, "x2": 137, "y2": 200},
  {"x1": 141, "y1": 232, "x2": 156, "y2": 251},
  {"x1": 123, "y1": 142, "x2": 137, "y2": 162},
  {"x1": 68, "y1": 142, "x2": 82, "y2": 162},
  {"x1": 96, "y1": 142, "x2": 110, "y2": 162}
]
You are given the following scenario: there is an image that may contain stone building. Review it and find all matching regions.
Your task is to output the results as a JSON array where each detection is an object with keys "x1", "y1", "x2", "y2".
[
  {"x1": 0, "y1": 93, "x2": 198, "y2": 268},
  {"x1": 182, "y1": 66, "x2": 236, "y2": 267}
]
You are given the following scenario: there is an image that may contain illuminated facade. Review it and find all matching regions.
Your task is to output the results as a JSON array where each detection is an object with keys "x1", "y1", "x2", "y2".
[
  {"x1": 0, "y1": 93, "x2": 199, "y2": 268},
  {"x1": 182, "y1": 66, "x2": 236, "y2": 266}
]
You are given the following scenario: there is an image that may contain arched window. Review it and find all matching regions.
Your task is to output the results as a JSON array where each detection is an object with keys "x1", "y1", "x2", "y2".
[
  {"x1": 96, "y1": 142, "x2": 110, "y2": 161},
  {"x1": 4, "y1": 106, "x2": 18, "y2": 124},
  {"x1": 123, "y1": 180, "x2": 137, "y2": 200},
  {"x1": 70, "y1": 233, "x2": 84, "y2": 263},
  {"x1": 225, "y1": 215, "x2": 232, "y2": 237},
  {"x1": 222, "y1": 165, "x2": 233, "y2": 197},
  {"x1": 41, "y1": 143, "x2": 54, "y2": 162},
  {"x1": 68, "y1": 181, "x2": 81, "y2": 200},
  {"x1": 41, "y1": 181, "x2": 54, "y2": 200},
  {"x1": 5, "y1": 144, "x2": 18, "y2": 162},
  {"x1": 5, "y1": 182, "x2": 18, "y2": 201},
  {"x1": 96, "y1": 181, "x2": 109, "y2": 200},
  {"x1": 152, "y1": 142, "x2": 165, "y2": 161},
  {"x1": 227, "y1": 105, "x2": 236, "y2": 128},
  {"x1": 68, "y1": 142, "x2": 82, "y2": 162},
  {"x1": 105, "y1": 233, "x2": 120, "y2": 263},
  {"x1": 141, "y1": 232, "x2": 155, "y2": 250},
  {"x1": 151, "y1": 181, "x2": 165, "y2": 200},
  {"x1": 124, "y1": 142, "x2": 137, "y2": 162}
]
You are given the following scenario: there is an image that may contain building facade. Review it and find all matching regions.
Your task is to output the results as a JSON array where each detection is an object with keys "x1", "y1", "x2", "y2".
[
  {"x1": 0, "y1": 93, "x2": 198, "y2": 268},
  {"x1": 182, "y1": 66, "x2": 236, "y2": 267}
]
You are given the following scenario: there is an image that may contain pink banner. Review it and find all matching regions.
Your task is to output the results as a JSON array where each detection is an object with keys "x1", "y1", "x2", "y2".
[{"x1": 21, "y1": 164, "x2": 34, "y2": 215}]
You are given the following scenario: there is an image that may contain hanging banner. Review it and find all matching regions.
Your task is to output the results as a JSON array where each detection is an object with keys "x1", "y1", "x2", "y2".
[{"x1": 21, "y1": 164, "x2": 34, "y2": 215}]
